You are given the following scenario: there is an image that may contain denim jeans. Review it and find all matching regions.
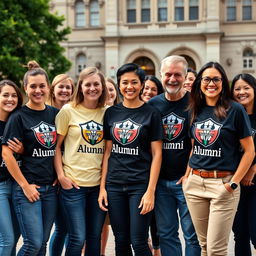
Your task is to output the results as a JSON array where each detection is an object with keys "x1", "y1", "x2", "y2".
[
  {"x1": 49, "y1": 190, "x2": 68, "y2": 256},
  {"x1": 60, "y1": 185, "x2": 106, "y2": 256},
  {"x1": 232, "y1": 182, "x2": 256, "y2": 256},
  {"x1": 12, "y1": 182, "x2": 57, "y2": 256},
  {"x1": 107, "y1": 183, "x2": 152, "y2": 256},
  {"x1": 0, "y1": 179, "x2": 20, "y2": 256},
  {"x1": 155, "y1": 179, "x2": 200, "y2": 256}
]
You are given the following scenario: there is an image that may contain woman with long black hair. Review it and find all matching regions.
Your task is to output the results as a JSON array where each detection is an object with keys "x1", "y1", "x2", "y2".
[{"x1": 182, "y1": 62, "x2": 255, "y2": 256}]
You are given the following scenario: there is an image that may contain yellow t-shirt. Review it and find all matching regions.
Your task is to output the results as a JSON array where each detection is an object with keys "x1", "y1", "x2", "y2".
[{"x1": 55, "y1": 103, "x2": 106, "y2": 187}]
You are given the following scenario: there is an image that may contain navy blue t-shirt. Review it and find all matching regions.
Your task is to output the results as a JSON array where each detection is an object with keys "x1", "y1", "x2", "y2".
[
  {"x1": 2, "y1": 105, "x2": 58, "y2": 185},
  {"x1": 189, "y1": 101, "x2": 252, "y2": 172},
  {"x1": 148, "y1": 92, "x2": 191, "y2": 180},
  {"x1": 104, "y1": 103, "x2": 164, "y2": 185}
]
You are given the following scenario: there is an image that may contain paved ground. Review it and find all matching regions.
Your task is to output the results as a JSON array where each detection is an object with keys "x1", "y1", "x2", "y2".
[{"x1": 17, "y1": 225, "x2": 256, "y2": 256}]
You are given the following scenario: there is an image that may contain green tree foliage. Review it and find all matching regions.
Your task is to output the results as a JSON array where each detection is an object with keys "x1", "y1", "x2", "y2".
[{"x1": 0, "y1": 0, "x2": 71, "y2": 85}]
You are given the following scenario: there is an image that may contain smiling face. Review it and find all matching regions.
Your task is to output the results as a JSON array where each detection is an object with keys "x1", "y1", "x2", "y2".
[
  {"x1": 53, "y1": 79, "x2": 73, "y2": 103},
  {"x1": 119, "y1": 71, "x2": 143, "y2": 102},
  {"x1": 81, "y1": 73, "x2": 103, "y2": 104},
  {"x1": 184, "y1": 71, "x2": 196, "y2": 92},
  {"x1": 233, "y1": 79, "x2": 254, "y2": 110},
  {"x1": 0, "y1": 85, "x2": 18, "y2": 114},
  {"x1": 141, "y1": 80, "x2": 158, "y2": 102},
  {"x1": 106, "y1": 81, "x2": 117, "y2": 106},
  {"x1": 161, "y1": 61, "x2": 186, "y2": 96},
  {"x1": 25, "y1": 74, "x2": 49, "y2": 108},
  {"x1": 200, "y1": 68, "x2": 223, "y2": 106}
]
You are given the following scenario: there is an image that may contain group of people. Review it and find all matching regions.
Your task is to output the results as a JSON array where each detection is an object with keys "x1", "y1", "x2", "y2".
[{"x1": 0, "y1": 55, "x2": 255, "y2": 256}]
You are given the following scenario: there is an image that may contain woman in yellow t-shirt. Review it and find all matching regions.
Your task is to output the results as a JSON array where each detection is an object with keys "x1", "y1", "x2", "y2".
[{"x1": 54, "y1": 67, "x2": 107, "y2": 256}]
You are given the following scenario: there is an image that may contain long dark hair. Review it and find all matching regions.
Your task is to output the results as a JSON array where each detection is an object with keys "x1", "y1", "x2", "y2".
[
  {"x1": 0, "y1": 80, "x2": 23, "y2": 111},
  {"x1": 189, "y1": 62, "x2": 231, "y2": 123},
  {"x1": 231, "y1": 73, "x2": 256, "y2": 114},
  {"x1": 144, "y1": 75, "x2": 164, "y2": 95}
]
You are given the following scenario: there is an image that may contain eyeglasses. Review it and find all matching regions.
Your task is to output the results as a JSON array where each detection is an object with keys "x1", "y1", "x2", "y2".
[{"x1": 201, "y1": 77, "x2": 222, "y2": 85}]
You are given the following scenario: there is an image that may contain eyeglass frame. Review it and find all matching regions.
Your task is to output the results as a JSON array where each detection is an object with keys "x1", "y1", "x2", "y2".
[{"x1": 201, "y1": 77, "x2": 222, "y2": 85}]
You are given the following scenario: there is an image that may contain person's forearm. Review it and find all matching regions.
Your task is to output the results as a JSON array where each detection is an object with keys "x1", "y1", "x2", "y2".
[{"x1": 2, "y1": 145, "x2": 29, "y2": 188}]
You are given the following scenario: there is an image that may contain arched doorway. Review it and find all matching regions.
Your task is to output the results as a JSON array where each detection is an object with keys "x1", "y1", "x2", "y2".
[
  {"x1": 181, "y1": 55, "x2": 196, "y2": 70},
  {"x1": 133, "y1": 57, "x2": 155, "y2": 75}
]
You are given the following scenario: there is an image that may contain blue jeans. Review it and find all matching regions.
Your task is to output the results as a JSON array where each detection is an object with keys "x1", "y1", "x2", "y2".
[
  {"x1": 232, "y1": 182, "x2": 256, "y2": 256},
  {"x1": 0, "y1": 179, "x2": 20, "y2": 256},
  {"x1": 155, "y1": 179, "x2": 200, "y2": 256},
  {"x1": 12, "y1": 183, "x2": 57, "y2": 256},
  {"x1": 107, "y1": 183, "x2": 152, "y2": 256},
  {"x1": 49, "y1": 190, "x2": 68, "y2": 256},
  {"x1": 60, "y1": 186, "x2": 106, "y2": 256}
]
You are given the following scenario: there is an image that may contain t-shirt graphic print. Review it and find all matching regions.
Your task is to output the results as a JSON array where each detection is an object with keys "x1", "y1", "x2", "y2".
[
  {"x1": 193, "y1": 118, "x2": 222, "y2": 147},
  {"x1": 162, "y1": 112, "x2": 184, "y2": 141},
  {"x1": 112, "y1": 118, "x2": 141, "y2": 145},
  {"x1": 80, "y1": 120, "x2": 103, "y2": 145},
  {"x1": 31, "y1": 121, "x2": 57, "y2": 149}
]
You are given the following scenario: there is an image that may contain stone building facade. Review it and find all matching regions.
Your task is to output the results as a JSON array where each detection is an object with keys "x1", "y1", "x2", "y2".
[{"x1": 50, "y1": 0, "x2": 256, "y2": 81}]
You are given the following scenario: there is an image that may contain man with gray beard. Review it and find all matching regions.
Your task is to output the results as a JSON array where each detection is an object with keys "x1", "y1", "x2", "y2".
[{"x1": 148, "y1": 55, "x2": 200, "y2": 256}]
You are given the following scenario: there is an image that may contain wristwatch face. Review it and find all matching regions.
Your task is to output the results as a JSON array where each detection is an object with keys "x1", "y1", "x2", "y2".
[{"x1": 230, "y1": 182, "x2": 238, "y2": 190}]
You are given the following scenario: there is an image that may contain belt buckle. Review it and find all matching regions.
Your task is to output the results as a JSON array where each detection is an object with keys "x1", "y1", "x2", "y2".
[{"x1": 214, "y1": 170, "x2": 217, "y2": 178}]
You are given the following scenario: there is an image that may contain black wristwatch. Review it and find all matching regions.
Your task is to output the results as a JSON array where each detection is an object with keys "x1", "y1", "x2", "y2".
[{"x1": 229, "y1": 182, "x2": 238, "y2": 190}]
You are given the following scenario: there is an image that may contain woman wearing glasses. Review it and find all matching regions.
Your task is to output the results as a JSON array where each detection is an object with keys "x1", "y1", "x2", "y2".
[{"x1": 182, "y1": 62, "x2": 255, "y2": 256}]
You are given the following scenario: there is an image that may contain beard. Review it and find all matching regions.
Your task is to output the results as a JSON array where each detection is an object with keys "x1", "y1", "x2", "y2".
[{"x1": 164, "y1": 84, "x2": 182, "y2": 95}]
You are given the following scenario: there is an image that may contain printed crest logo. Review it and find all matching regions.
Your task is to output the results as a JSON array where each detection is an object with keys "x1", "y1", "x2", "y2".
[
  {"x1": 31, "y1": 122, "x2": 57, "y2": 148},
  {"x1": 113, "y1": 119, "x2": 141, "y2": 145},
  {"x1": 162, "y1": 113, "x2": 184, "y2": 141},
  {"x1": 194, "y1": 118, "x2": 222, "y2": 147},
  {"x1": 80, "y1": 121, "x2": 103, "y2": 145}
]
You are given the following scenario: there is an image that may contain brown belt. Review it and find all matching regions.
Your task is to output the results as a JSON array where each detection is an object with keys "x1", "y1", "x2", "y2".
[{"x1": 192, "y1": 169, "x2": 233, "y2": 178}]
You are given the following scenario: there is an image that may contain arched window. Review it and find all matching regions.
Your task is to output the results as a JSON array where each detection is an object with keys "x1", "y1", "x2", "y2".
[
  {"x1": 90, "y1": 0, "x2": 100, "y2": 26},
  {"x1": 158, "y1": 0, "x2": 167, "y2": 22},
  {"x1": 76, "y1": 54, "x2": 87, "y2": 75},
  {"x1": 243, "y1": 48, "x2": 253, "y2": 69},
  {"x1": 226, "y1": 0, "x2": 236, "y2": 21},
  {"x1": 127, "y1": 0, "x2": 136, "y2": 23},
  {"x1": 181, "y1": 55, "x2": 196, "y2": 70},
  {"x1": 75, "y1": 0, "x2": 85, "y2": 27},
  {"x1": 133, "y1": 56, "x2": 155, "y2": 75},
  {"x1": 141, "y1": 0, "x2": 150, "y2": 23},
  {"x1": 242, "y1": 0, "x2": 252, "y2": 20},
  {"x1": 175, "y1": 0, "x2": 184, "y2": 21}
]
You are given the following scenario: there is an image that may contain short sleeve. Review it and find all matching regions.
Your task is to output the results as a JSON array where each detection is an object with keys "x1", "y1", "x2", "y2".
[
  {"x1": 2, "y1": 112, "x2": 23, "y2": 144},
  {"x1": 149, "y1": 109, "x2": 164, "y2": 141},
  {"x1": 234, "y1": 104, "x2": 252, "y2": 139},
  {"x1": 103, "y1": 108, "x2": 111, "y2": 140},
  {"x1": 55, "y1": 105, "x2": 71, "y2": 136}
]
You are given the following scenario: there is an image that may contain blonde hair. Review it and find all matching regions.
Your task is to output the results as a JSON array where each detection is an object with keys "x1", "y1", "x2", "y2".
[
  {"x1": 72, "y1": 67, "x2": 107, "y2": 108},
  {"x1": 47, "y1": 74, "x2": 75, "y2": 106}
]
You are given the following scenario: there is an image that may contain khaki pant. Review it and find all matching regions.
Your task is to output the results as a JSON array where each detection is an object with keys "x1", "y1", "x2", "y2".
[{"x1": 183, "y1": 172, "x2": 240, "y2": 256}]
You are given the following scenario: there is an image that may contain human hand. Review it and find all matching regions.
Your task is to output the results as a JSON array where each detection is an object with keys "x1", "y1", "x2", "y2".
[
  {"x1": 98, "y1": 188, "x2": 108, "y2": 211},
  {"x1": 7, "y1": 137, "x2": 24, "y2": 154},
  {"x1": 138, "y1": 190, "x2": 154, "y2": 215},
  {"x1": 58, "y1": 175, "x2": 80, "y2": 190},
  {"x1": 22, "y1": 184, "x2": 41, "y2": 203}
]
